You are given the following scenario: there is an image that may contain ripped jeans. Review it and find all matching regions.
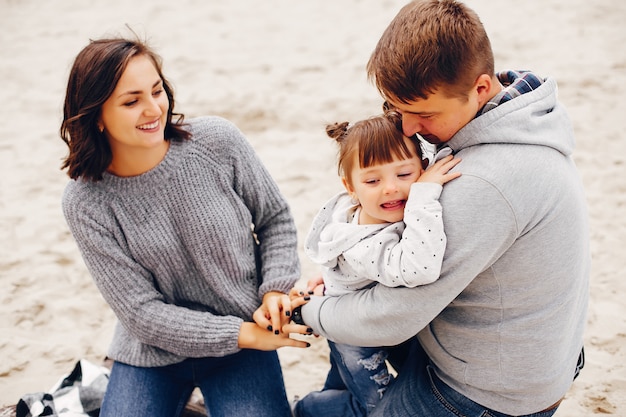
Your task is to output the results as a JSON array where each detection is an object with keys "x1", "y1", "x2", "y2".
[{"x1": 293, "y1": 341, "x2": 394, "y2": 417}]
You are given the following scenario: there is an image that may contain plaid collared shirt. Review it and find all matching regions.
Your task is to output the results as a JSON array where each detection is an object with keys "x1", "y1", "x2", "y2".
[
  {"x1": 420, "y1": 70, "x2": 545, "y2": 165},
  {"x1": 478, "y1": 70, "x2": 545, "y2": 116}
]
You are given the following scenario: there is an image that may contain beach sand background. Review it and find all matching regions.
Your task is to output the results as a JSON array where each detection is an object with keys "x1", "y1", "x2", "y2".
[{"x1": 1, "y1": 0, "x2": 625, "y2": 414}]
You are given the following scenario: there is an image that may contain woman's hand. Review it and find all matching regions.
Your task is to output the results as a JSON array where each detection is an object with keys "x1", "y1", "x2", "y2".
[
  {"x1": 252, "y1": 291, "x2": 292, "y2": 335},
  {"x1": 237, "y1": 322, "x2": 310, "y2": 350},
  {"x1": 287, "y1": 276, "x2": 324, "y2": 301},
  {"x1": 306, "y1": 276, "x2": 325, "y2": 295},
  {"x1": 283, "y1": 281, "x2": 323, "y2": 336}
]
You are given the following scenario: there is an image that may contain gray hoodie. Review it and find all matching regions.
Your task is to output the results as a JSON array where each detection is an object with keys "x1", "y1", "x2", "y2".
[{"x1": 301, "y1": 77, "x2": 590, "y2": 415}]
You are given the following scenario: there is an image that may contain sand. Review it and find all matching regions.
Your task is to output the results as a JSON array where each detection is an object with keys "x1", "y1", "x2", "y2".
[{"x1": 1, "y1": 0, "x2": 625, "y2": 414}]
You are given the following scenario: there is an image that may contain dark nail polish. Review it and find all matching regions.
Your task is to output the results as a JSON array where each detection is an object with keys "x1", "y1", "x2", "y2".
[
  {"x1": 274, "y1": 330, "x2": 280, "y2": 335},
  {"x1": 307, "y1": 327, "x2": 313, "y2": 333},
  {"x1": 304, "y1": 296, "x2": 310, "y2": 301},
  {"x1": 267, "y1": 325, "x2": 273, "y2": 332},
  {"x1": 306, "y1": 342, "x2": 311, "y2": 347},
  {"x1": 286, "y1": 310, "x2": 291, "y2": 317},
  {"x1": 307, "y1": 290, "x2": 314, "y2": 295}
]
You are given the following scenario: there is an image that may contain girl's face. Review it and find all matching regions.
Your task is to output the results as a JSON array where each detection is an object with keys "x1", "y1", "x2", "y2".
[
  {"x1": 344, "y1": 136, "x2": 423, "y2": 225},
  {"x1": 99, "y1": 55, "x2": 169, "y2": 161}
]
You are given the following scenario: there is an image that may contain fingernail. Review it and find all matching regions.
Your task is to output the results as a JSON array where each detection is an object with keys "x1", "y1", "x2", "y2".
[
  {"x1": 304, "y1": 296, "x2": 310, "y2": 301},
  {"x1": 307, "y1": 290, "x2": 314, "y2": 295},
  {"x1": 299, "y1": 291, "x2": 304, "y2": 295},
  {"x1": 274, "y1": 330, "x2": 280, "y2": 335},
  {"x1": 306, "y1": 343, "x2": 311, "y2": 347},
  {"x1": 307, "y1": 327, "x2": 313, "y2": 333},
  {"x1": 267, "y1": 325, "x2": 273, "y2": 332},
  {"x1": 285, "y1": 310, "x2": 291, "y2": 317}
]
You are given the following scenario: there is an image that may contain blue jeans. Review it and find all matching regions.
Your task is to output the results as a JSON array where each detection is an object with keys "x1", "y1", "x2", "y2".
[
  {"x1": 293, "y1": 341, "x2": 394, "y2": 417},
  {"x1": 100, "y1": 349, "x2": 291, "y2": 417},
  {"x1": 370, "y1": 339, "x2": 560, "y2": 417}
]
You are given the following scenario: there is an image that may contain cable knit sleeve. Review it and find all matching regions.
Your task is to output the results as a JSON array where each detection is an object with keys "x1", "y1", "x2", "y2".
[{"x1": 218, "y1": 119, "x2": 300, "y2": 296}]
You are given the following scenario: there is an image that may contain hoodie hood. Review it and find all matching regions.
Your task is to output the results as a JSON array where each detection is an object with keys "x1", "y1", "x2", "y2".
[
  {"x1": 304, "y1": 192, "x2": 388, "y2": 266},
  {"x1": 449, "y1": 77, "x2": 575, "y2": 158}
]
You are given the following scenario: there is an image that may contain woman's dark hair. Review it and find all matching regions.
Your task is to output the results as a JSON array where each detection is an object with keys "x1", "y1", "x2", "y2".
[{"x1": 60, "y1": 37, "x2": 191, "y2": 181}]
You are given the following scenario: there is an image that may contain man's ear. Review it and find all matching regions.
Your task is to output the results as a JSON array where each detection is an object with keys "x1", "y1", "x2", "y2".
[{"x1": 474, "y1": 73, "x2": 495, "y2": 106}]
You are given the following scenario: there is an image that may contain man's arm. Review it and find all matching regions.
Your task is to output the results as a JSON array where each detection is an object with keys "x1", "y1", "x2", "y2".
[{"x1": 301, "y1": 175, "x2": 516, "y2": 346}]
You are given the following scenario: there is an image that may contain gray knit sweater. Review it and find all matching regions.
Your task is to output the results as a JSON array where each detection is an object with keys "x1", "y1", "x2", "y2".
[{"x1": 62, "y1": 116, "x2": 300, "y2": 367}]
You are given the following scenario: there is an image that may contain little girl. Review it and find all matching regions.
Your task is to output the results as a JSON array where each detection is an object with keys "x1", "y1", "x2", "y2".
[{"x1": 292, "y1": 111, "x2": 460, "y2": 417}]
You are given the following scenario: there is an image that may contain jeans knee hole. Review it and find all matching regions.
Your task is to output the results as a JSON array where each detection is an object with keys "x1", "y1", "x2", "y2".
[{"x1": 357, "y1": 350, "x2": 389, "y2": 371}]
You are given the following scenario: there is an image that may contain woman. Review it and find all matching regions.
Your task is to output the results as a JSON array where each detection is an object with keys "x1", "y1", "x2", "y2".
[{"x1": 60, "y1": 36, "x2": 309, "y2": 417}]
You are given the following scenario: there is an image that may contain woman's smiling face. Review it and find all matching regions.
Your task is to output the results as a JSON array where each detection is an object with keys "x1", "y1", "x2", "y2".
[{"x1": 99, "y1": 54, "x2": 170, "y2": 156}]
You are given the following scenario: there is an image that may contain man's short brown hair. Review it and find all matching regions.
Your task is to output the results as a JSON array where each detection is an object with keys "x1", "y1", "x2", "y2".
[{"x1": 367, "y1": 0, "x2": 494, "y2": 103}]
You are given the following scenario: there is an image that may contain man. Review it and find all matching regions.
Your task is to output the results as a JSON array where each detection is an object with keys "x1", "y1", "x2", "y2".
[{"x1": 298, "y1": 1, "x2": 589, "y2": 415}]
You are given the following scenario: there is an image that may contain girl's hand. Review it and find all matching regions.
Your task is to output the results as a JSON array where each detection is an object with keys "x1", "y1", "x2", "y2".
[
  {"x1": 237, "y1": 322, "x2": 311, "y2": 350},
  {"x1": 417, "y1": 154, "x2": 461, "y2": 186},
  {"x1": 252, "y1": 291, "x2": 292, "y2": 336}
]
